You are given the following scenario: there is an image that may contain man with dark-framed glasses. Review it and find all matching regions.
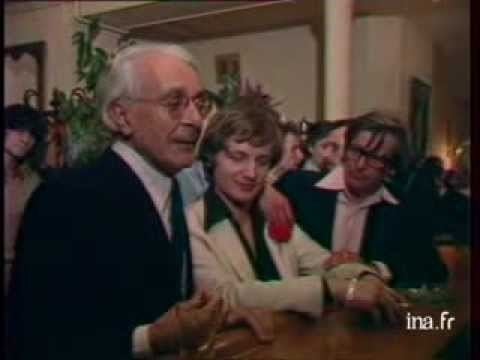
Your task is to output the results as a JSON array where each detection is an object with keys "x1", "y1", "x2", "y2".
[{"x1": 275, "y1": 111, "x2": 447, "y2": 287}]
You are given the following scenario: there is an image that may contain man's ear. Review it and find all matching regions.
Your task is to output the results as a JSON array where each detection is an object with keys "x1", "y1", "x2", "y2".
[{"x1": 105, "y1": 100, "x2": 133, "y2": 137}]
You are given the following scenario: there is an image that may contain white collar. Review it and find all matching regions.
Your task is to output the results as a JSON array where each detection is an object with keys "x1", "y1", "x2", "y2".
[
  {"x1": 302, "y1": 158, "x2": 321, "y2": 172},
  {"x1": 314, "y1": 165, "x2": 399, "y2": 205},
  {"x1": 112, "y1": 141, "x2": 172, "y2": 213}
]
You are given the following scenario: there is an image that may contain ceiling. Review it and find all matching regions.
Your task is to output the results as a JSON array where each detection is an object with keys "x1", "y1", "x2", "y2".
[{"x1": 93, "y1": 0, "x2": 470, "y2": 103}]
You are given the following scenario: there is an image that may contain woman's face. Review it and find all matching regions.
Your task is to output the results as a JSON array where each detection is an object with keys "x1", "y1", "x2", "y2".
[
  {"x1": 278, "y1": 132, "x2": 304, "y2": 171},
  {"x1": 5, "y1": 129, "x2": 36, "y2": 160},
  {"x1": 213, "y1": 138, "x2": 273, "y2": 207}
]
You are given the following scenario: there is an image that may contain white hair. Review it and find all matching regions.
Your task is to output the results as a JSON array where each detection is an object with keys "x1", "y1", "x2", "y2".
[{"x1": 96, "y1": 42, "x2": 198, "y2": 129}]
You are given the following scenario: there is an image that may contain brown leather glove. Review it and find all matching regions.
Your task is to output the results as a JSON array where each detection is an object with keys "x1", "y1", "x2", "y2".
[{"x1": 148, "y1": 291, "x2": 226, "y2": 354}]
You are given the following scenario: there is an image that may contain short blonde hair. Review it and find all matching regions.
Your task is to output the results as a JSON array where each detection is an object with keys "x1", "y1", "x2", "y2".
[{"x1": 199, "y1": 95, "x2": 284, "y2": 171}]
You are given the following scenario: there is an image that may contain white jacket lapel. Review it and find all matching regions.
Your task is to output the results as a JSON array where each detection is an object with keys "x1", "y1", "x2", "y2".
[{"x1": 209, "y1": 220, "x2": 256, "y2": 281}]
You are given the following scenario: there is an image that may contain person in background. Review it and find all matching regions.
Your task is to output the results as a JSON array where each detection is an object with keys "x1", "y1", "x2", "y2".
[
  {"x1": 265, "y1": 121, "x2": 305, "y2": 185},
  {"x1": 4, "y1": 104, "x2": 47, "y2": 293},
  {"x1": 402, "y1": 156, "x2": 447, "y2": 273},
  {"x1": 260, "y1": 121, "x2": 305, "y2": 228},
  {"x1": 261, "y1": 118, "x2": 351, "y2": 230},
  {"x1": 435, "y1": 169, "x2": 470, "y2": 246},
  {"x1": 275, "y1": 111, "x2": 447, "y2": 287},
  {"x1": 188, "y1": 95, "x2": 406, "y2": 322},
  {"x1": 7, "y1": 43, "x2": 272, "y2": 360},
  {"x1": 303, "y1": 119, "x2": 350, "y2": 177},
  {"x1": 404, "y1": 155, "x2": 445, "y2": 206},
  {"x1": 176, "y1": 90, "x2": 222, "y2": 207}
]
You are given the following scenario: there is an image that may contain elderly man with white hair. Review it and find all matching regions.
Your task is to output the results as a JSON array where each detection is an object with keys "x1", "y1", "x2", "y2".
[{"x1": 7, "y1": 43, "x2": 273, "y2": 360}]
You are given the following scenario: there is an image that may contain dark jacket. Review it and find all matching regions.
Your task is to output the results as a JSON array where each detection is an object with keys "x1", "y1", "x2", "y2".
[
  {"x1": 276, "y1": 170, "x2": 447, "y2": 286},
  {"x1": 7, "y1": 149, "x2": 192, "y2": 360}
]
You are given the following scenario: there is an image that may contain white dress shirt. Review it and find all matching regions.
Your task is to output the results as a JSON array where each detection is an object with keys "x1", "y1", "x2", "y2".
[
  {"x1": 112, "y1": 142, "x2": 176, "y2": 359},
  {"x1": 314, "y1": 166, "x2": 398, "y2": 279}
]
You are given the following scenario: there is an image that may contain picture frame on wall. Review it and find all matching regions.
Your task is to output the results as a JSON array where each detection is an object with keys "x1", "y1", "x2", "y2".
[
  {"x1": 408, "y1": 77, "x2": 432, "y2": 161},
  {"x1": 5, "y1": 41, "x2": 46, "y2": 109},
  {"x1": 215, "y1": 53, "x2": 240, "y2": 84}
]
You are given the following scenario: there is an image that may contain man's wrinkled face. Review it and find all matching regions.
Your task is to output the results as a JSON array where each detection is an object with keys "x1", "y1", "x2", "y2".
[
  {"x1": 310, "y1": 127, "x2": 345, "y2": 172},
  {"x1": 343, "y1": 130, "x2": 399, "y2": 198},
  {"x1": 5, "y1": 129, "x2": 36, "y2": 160},
  {"x1": 114, "y1": 54, "x2": 208, "y2": 175},
  {"x1": 214, "y1": 139, "x2": 273, "y2": 208}
]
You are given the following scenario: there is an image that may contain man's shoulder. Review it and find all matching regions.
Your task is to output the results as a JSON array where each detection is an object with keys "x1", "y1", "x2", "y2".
[
  {"x1": 277, "y1": 170, "x2": 326, "y2": 190},
  {"x1": 34, "y1": 150, "x2": 138, "y2": 206}
]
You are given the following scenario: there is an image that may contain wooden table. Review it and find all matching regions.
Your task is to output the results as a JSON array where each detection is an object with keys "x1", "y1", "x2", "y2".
[
  {"x1": 208, "y1": 252, "x2": 470, "y2": 360},
  {"x1": 209, "y1": 304, "x2": 468, "y2": 360}
]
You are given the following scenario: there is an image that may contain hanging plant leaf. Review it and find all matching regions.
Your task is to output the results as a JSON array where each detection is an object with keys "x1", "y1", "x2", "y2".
[
  {"x1": 72, "y1": 31, "x2": 83, "y2": 45},
  {"x1": 54, "y1": 17, "x2": 116, "y2": 167},
  {"x1": 85, "y1": 60, "x2": 101, "y2": 91},
  {"x1": 77, "y1": 70, "x2": 86, "y2": 82},
  {"x1": 74, "y1": 32, "x2": 85, "y2": 71},
  {"x1": 81, "y1": 44, "x2": 93, "y2": 69},
  {"x1": 94, "y1": 47, "x2": 108, "y2": 61},
  {"x1": 89, "y1": 18, "x2": 101, "y2": 40}
]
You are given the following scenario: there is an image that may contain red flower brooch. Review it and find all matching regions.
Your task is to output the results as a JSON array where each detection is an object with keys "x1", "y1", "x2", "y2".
[{"x1": 268, "y1": 222, "x2": 293, "y2": 243}]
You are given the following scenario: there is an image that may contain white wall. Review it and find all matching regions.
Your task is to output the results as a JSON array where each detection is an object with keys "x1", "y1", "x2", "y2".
[
  {"x1": 351, "y1": 15, "x2": 435, "y2": 153},
  {"x1": 5, "y1": 3, "x2": 77, "y2": 104},
  {"x1": 7, "y1": 3, "x2": 461, "y2": 162},
  {"x1": 184, "y1": 26, "x2": 318, "y2": 122},
  {"x1": 403, "y1": 19, "x2": 434, "y2": 152},
  {"x1": 4, "y1": 1, "x2": 126, "y2": 109},
  {"x1": 352, "y1": 16, "x2": 406, "y2": 119}
]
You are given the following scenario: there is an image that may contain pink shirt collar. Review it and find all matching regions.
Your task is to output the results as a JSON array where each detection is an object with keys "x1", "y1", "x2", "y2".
[{"x1": 314, "y1": 165, "x2": 399, "y2": 205}]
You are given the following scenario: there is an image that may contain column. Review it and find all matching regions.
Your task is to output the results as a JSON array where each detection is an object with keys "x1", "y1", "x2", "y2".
[{"x1": 323, "y1": 0, "x2": 353, "y2": 120}]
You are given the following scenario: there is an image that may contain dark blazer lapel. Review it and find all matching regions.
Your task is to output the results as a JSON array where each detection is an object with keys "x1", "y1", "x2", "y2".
[
  {"x1": 360, "y1": 202, "x2": 392, "y2": 262},
  {"x1": 304, "y1": 187, "x2": 338, "y2": 249},
  {"x1": 316, "y1": 190, "x2": 338, "y2": 249},
  {"x1": 276, "y1": 170, "x2": 338, "y2": 249},
  {"x1": 97, "y1": 149, "x2": 171, "y2": 254}
]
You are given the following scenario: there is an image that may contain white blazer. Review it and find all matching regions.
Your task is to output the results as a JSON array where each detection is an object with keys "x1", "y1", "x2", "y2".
[{"x1": 187, "y1": 197, "x2": 374, "y2": 318}]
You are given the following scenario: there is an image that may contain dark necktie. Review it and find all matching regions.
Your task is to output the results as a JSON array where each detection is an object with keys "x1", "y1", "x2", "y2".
[{"x1": 170, "y1": 179, "x2": 193, "y2": 299}]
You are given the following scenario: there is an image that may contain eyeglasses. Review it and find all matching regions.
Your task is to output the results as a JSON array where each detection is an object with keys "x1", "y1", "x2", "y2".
[
  {"x1": 345, "y1": 145, "x2": 393, "y2": 169},
  {"x1": 126, "y1": 89, "x2": 214, "y2": 119}
]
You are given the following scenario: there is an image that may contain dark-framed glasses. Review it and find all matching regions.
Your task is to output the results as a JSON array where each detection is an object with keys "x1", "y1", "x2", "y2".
[
  {"x1": 345, "y1": 145, "x2": 392, "y2": 169},
  {"x1": 127, "y1": 89, "x2": 214, "y2": 119}
]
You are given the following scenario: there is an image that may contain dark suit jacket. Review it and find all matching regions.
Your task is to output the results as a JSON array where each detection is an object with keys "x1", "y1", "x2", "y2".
[
  {"x1": 276, "y1": 170, "x2": 447, "y2": 286},
  {"x1": 7, "y1": 149, "x2": 193, "y2": 360}
]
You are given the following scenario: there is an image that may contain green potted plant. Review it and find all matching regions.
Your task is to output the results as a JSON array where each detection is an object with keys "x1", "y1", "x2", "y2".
[{"x1": 54, "y1": 17, "x2": 113, "y2": 167}]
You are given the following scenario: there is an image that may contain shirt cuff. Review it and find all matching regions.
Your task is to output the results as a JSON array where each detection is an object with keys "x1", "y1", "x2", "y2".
[
  {"x1": 371, "y1": 261, "x2": 392, "y2": 282},
  {"x1": 133, "y1": 324, "x2": 154, "y2": 359}
]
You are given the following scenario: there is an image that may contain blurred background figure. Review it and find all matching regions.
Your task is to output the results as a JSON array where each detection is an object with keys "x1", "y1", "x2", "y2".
[
  {"x1": 266, "y1": 121, "x2": 305, "y2": 184},
  {"x1": 403, "y1": 156, "x2": 445, "y2": 247},
  {"x1": 405, "y1": 156, "x2": 445, "y2": 201},
  {"x1": 303, "y1": 120, "x2": 350, "y2": 177},
  {"x1": 4, "y1": 104, "x2": 48, "y2": 293},
  {"x1": 436, "y1": 169, "x2": 470, "y2": 246}
]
